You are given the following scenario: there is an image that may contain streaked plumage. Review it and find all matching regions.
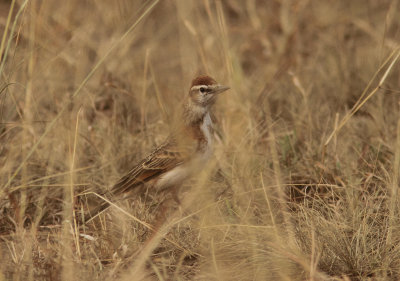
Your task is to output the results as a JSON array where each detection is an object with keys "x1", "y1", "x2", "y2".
[{"x1": 84, "y1": 75, "x2": 229, "y2": 221}]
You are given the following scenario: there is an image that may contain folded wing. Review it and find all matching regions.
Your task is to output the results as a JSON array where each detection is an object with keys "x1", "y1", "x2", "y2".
[{"x1": 111, "y1": 138, "x2": 186, "y2": 195}]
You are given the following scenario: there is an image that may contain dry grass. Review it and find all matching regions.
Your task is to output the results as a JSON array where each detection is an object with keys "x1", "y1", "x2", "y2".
[{"x1": 1, "y1": 0, "x2": 400, "y2": 280}]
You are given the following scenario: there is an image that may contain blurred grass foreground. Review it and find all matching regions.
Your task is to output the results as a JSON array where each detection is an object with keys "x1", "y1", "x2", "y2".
[{"x1": 1, "y1": 0, "x2": 400, "y2": 280}]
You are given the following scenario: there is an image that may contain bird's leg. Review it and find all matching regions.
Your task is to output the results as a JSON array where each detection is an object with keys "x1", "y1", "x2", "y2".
[
  {"x1": 171, "y1": 185, "x2": 181, "y2": 205},
  {"x1": 147, "y1": 185, "x2": 182, "y2": 237}
]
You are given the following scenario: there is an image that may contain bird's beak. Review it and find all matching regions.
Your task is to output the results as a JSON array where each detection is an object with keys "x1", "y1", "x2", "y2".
[{"x1": 211, "y1": 85, "x2": 230, "y2": 95}]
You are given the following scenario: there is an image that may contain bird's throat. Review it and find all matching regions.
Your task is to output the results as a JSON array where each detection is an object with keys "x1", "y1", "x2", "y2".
[
  {"x1": 181, "y1": 100, "x2": 214, "y2": 153},
  {"x1": 183, "y1": 101, "x2": 208, "y2": 125}
]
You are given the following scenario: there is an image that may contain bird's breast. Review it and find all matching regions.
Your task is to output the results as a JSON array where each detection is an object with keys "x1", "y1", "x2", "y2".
[
  {"x1": 155, "y1": 114, "x2": 215, "y2": 191},
  {"x1": 198, "y1": 113, "x2": 214, "y2": 160}
]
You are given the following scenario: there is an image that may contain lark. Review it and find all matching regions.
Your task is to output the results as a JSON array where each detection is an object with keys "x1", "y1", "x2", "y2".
[{"x1": 84, "y1": 75, "x2": 229, "y2": 221}]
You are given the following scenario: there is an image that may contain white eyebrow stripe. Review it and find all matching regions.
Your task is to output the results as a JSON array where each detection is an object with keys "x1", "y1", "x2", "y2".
[
  {"x1": 190, "y1": 85, "x2": 215, "y2": 91},
  {"x1": 190, "y1": 85, "x2": 208, "y2": 91}
]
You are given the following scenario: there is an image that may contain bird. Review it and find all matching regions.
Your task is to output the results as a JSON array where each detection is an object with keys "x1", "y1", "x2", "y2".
[{"x1": 83, "y1": 75, "x2": 230, "y2": 222}]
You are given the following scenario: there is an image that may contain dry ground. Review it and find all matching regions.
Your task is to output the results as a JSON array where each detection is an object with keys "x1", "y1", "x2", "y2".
[{"x1": 1, "y1": 0, "x2": 400, "y2": 280}]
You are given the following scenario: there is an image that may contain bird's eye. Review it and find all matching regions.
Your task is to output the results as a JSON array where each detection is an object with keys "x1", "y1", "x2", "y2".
[{"x1": 200, "y1": 87, "x2": 206, "y2": 93}]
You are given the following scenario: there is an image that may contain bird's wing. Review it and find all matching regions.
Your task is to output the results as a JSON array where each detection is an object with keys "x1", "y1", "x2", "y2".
[{"x1": 110, "y1": 138, "x2": 188, "y2": 195}]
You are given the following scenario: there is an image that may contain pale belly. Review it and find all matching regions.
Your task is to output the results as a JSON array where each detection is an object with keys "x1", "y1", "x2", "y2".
[
  {"x1": 155, "y1": 113, "x2": 214, "y2": 190},
  {"x1": 154, "y1": 149, "x2": 212, "y2": 191},
  {"x1": 154, "y1": 164, "x2": 190, "y2": 190}
]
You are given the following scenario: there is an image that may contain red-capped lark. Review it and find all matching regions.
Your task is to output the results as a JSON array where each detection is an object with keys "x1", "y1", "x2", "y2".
[{"x1": 85, "y1": 75, "x2": 229, "y2": 221}]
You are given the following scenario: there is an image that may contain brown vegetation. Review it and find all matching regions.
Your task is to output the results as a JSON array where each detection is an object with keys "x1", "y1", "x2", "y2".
[{"x1": 1, "y1": 0, "x2": 400, "y2": 280}]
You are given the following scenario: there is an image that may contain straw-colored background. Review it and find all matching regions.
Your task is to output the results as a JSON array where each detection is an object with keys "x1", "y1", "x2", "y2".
[{"x1": 1, "y1": 0, "x2": 400, "y2": 280}]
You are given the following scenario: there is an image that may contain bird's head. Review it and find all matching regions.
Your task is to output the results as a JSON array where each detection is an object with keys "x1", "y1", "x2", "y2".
[{"x1": 188, "y1": 75, "x2": 230, "y2": 107}]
